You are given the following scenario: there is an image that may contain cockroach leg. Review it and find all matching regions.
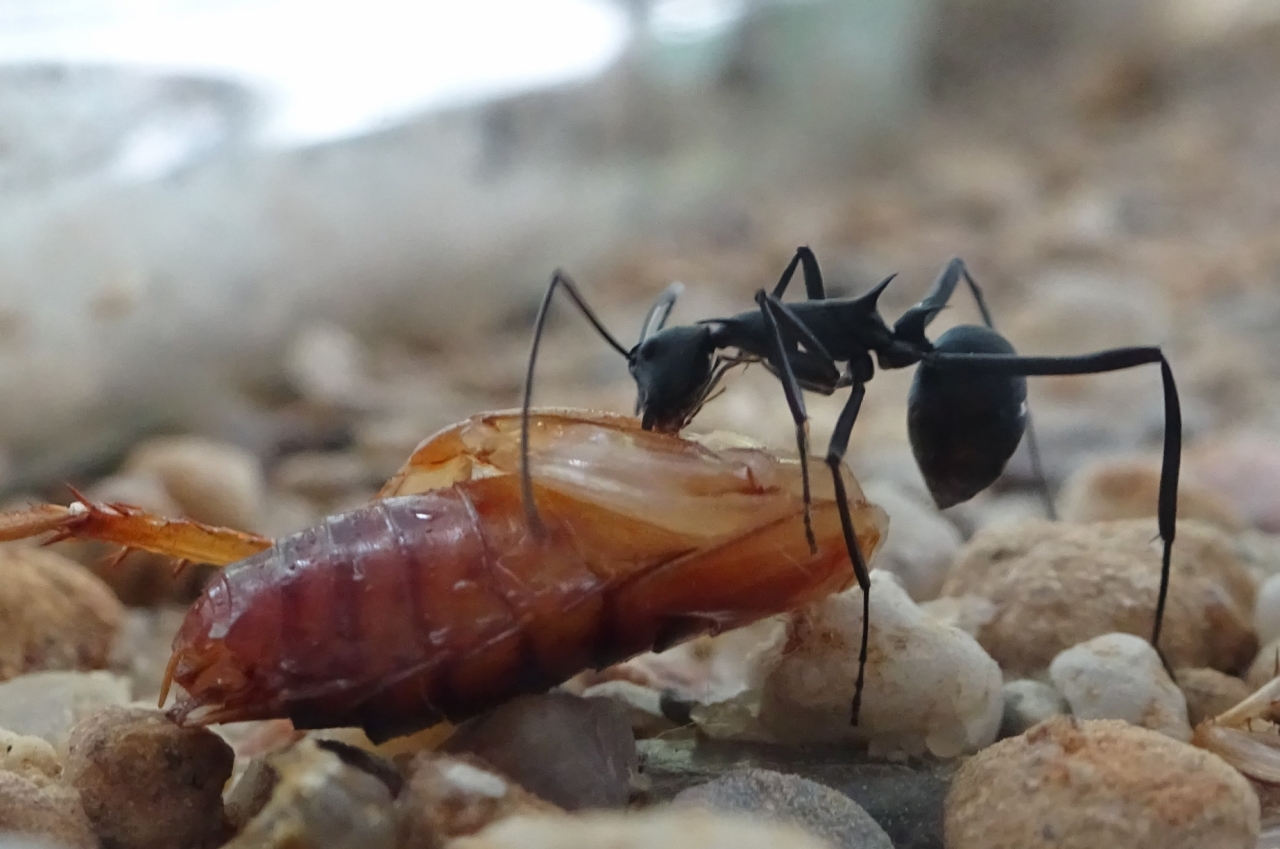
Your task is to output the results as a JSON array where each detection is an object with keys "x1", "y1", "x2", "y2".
[{"x1": 0, "y1": 493, "x2": 271, "y2": 567}]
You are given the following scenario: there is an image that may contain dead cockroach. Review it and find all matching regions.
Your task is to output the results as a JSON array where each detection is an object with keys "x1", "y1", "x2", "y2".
[{"x1": 0, "y1": 409, "x2": 886, "y2": 743}]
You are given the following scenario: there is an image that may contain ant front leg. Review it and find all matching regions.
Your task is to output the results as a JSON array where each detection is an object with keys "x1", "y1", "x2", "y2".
[
  {"x1": 822, "y1": 380, "x2": 874, "y2": 726},
  {"x1": 926, "y1": 346, "x2": 1181, "y2": 661},
  {"x1": 521, "y1": 271, "x2": 631, "y2": 534}
]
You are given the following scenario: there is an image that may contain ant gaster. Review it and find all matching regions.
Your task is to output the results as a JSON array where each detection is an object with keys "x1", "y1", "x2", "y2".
[{"x1": 521, "y1": 247, "x2": 1182, "y2": 726}]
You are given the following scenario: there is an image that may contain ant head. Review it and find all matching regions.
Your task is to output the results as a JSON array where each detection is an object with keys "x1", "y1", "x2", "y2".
[{"x1": 628, "y1": 324, "x2": 719, "y2": 433}]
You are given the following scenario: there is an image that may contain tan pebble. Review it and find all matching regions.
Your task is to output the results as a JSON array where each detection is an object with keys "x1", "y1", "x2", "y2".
[
  {"x1": 0, "y1": 770, "x2": 96, "y2": 849},
  {"x1": 452, "y1": 808, "x2": 838, "y2": 849},
  {"x1": 1059, "y1": 456, "x2": 1243, "y2": 531},
  {"x1": 1175, "y1": 668, "x2": 1253, "y2": 725},
  {"x1": 397, "y1": 752, "x2": 559, "y2": 847},
  {"x1": 124, "y1": 435, "x2": 266, "y2": 531},
  {"x1": 1187, "y1": 432, "x2": 1280, "y2": 532},
  {"x1": 0, "y1": 672, "x2": 131, "y2": 749},
  {"x1": 0, "y1": 548, "x2": 122, "y2": 682},
  {"x1": 941, "y1": 519, "x2": 1258, "y2": 677},
  {"x1": 65, "y1": 707, "x2": 233, "y2": 849},
  {"x1": 223, "y1": 737, "x2": 395, "y2": 849},
  {"x1": 945, "y1": 717, "x2": 1260, "y2": 849}
]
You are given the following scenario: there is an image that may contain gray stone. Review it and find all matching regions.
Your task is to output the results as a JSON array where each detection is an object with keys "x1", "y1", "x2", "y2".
[
  {"x1": 639, "y1": 738, "x2": 950, "y2": 849},
  {"x1": 1000, "y1": 679, "x2": 1069, "y2": 739},
  {"x1": 674, "y1": 769, "x2": 892, "y2": 849}
]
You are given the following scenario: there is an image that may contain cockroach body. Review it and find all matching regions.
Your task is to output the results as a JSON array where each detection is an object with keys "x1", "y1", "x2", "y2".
[{"x1": 0, "y1": 410, "x2": 886, "y2": 742}]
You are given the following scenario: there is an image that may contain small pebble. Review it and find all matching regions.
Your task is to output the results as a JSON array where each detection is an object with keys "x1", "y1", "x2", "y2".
[
  {"x1": 1058, "y1": 455, "x2": 1243, "y2": 531},
  {"x1": 284, "y1": 323, "x2": 373, "y2": 408},
  {"x1": 443, "y1": 693, "x2": 636, "y2": 810},
  {"x1": 0, "y1": 771, "x2": 95, "y2": 849},
  {"x1": 1188, "y1": 432, "x2": 1280, "y2": 532},
  {"x1": 271, "y1": 451, "x2": 373, "y2": 503},
  {"x1": 1246, "y1": 638, "x2": 1280, "y2": 689},
  {"x1": 64, "y1": 707, "x2": 233, "y2": 849},
  {"x1": 1257, "y1": 573, "x2": 1280, "y2": 645},
  {"x1": 0, "y1": 729, "x2": 60, "y2": 785},
  {"x1": 673, "y1": 769, "x2": 892, "y2": 849},
  {"x1": 0, "y1": 672, "x2": 131, "y2": 748},
  {"x1": 223, "y1": 738, "x2": 396, "y2": 849},
  {"x1": 1049, "y1": 633, "x2": 1191, "y2": 740},
  {"x1": 696, "y1": 571, "x2": 1002, "y2": 759},
  {"x1": 945, "y1": 717, "x2": 1260, "y2": 849},
  {"x1": 862, "y1": 480, "x2": 962, "y2": 602},
  {"x1": 942, "y1": 519, "x2": 1258, "y2": 676},
  {"x1": 1176, "y1": 668, "x2": 1253, "y2": 725},
  {"x1": 999, "y1": 679, "x2": 1069, "y2": 739},
  {"x1": 452, "y1": 808, "x2": 839, "y2": 849},
  {"x1": 123, "y1": 435, "x2": 266, "y2": 531},
  {"x1": 396, "y1": 752, "x2": 560, "y2": 848},
  {"x1": 0, "y1": 548, "x2": 123, "y2": 682}
]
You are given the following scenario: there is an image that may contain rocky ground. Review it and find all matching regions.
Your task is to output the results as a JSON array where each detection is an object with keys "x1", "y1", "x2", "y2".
[{"x1": 6, "y1": 13, "x2": 1280, "y2": 849}]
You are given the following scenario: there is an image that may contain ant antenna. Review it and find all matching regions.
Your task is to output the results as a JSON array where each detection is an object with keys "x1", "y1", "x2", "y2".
[{"x1": 521, "y1": 271, "x2": 630, "y2": 535}]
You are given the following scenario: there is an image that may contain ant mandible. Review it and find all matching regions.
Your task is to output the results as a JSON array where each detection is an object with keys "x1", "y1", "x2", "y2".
[{"x1": 520, "y1": 247, "x2": 1182, "y2": 726}]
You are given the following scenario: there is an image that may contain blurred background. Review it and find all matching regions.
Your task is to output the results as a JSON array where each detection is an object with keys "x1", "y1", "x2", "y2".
[{"x1": 4, "y1": 0, "x2": 1280, "y2": 601}]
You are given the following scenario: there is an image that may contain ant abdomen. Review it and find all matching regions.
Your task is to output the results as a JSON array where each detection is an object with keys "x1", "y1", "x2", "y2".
[{"x1": 908, "y1": 325, "x2": 1028, "y2": 510}]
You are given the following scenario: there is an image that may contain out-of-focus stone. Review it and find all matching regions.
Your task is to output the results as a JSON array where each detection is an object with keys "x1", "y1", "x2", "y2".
[
  {"x1": 945, "y1": 717, "x2": 1260, "y2": 849},
  {"x1": 695, "y1": 572, "x2": 1002, "y2": 759},
  {"x1": 284, "y1": 323, "x2": 373, "y2": 409},
  {"x1": 862, "y1": 480, "x2": 962, "y2": 602},
  {"x1": 636, "y1": 738, "x2": 950, "y2": 849},
  {"x1": 1049, "y1": 633, "x2": 1191, "y2": 741},
  {"x1": 1000, "y1": 679, "x2": 1069, "y2": 740},
  {"x1": 941, "y1": 519, "x2": 1258, "y2": 677},
  {"x1": 0, "y1": 730, "x2": 60, "y2": 785},
  {"x1": 223, "y1": 738, "x2": 396, "y2": 849},
  {"x1": 0, "y1": 672, "x2": 131, "y2": 749},
  {"x1": 452, "y1": 808, "x2": 838, "y2": 849},
  {"x1": 1246, "y1": 638, "x2": 1280, "y2": 689},
  {"x1": 1175, "y1": 668, "x2": 1252, "y2": 726},
  {"x1": 123, "y1": 436, "x2": 266, "y2": 532},
  {"x1": 1059, "y1": 455, "x2": 1243, "y2": 530},
  {"x1": 673, "y1": 769, "x2": 892, "y2": 849},
  {"x1": 396, "y1": 752, "x2": 560, "y2": 849},
  {"x1": 0, "y1": 771, "x2": 95, "y2": 849},
  {"x1": 64, "y1": 707, "x2": 233, "y2": 849},
  {"x1": 107, "y1": 607, "x2": 188, "y2": 705},
  {"x1": 576, "y1": 680, "x2": 680, "y2": 738},
  {"x1": 443, "y1": 693, "x2": 636, "y2": 810},
  {"x1": 1188, "y1": 432, "x2": 1280, "y2": 532},
  {"x1": 1257, "y1": 573, "x2": 1280, "y2": 645},
  {"x1": 271, "y1": 451, "x2": 374, "y2": 503},
  {"x1": 0, "y1": 548, "x2": 122, "y2": 682},
  {"x1": 918, "y1": 595, "x2": 995, "y2": 638}
]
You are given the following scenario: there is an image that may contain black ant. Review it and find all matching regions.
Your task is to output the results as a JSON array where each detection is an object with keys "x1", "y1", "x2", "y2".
[{"x1": 519, "y1": 247, "x2": 1182, "y2": 726}]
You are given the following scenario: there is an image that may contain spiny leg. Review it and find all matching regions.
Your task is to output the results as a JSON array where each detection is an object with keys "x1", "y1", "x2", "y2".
[
  {"x1": 0, "y1": 493, "x2": 271, "y2": 567},
  {"x1": 908, "y1": 258, "x2": 1056, "y2": 518},
  {"x1": 925, "y1": 346, "x2": 1181, "y2": 659},
  {"x1": 521, "y1": 270, "x2": 631, "y2": 534},
  {"x1": 823, "y1": 382, "x2": 872, "y2": 725}
]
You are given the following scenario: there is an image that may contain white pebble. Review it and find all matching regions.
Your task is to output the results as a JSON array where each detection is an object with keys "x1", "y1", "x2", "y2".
[
  {"x1": 863, "y1": 480, "x2": 962, "y2": 602},
  {"x1": 695, "y1": 571, "x2": 1003, "y2": 759},
  {"x1": 1256, "y1": 573, "x2": 1280, "y2": 646},
  {"x1": 1049, "y1": 633, "x2": 1191, "y2": 741}
]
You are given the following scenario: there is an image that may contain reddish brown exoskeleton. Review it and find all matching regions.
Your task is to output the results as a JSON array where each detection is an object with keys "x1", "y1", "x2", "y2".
[{"x1": 0, "y1": 410, "x2": 886, "y2": 742}]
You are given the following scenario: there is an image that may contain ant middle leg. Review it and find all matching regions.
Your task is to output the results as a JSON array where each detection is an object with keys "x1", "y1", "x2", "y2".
[
  {"x1": 753, "y1": 291, "x2": 842, "y2": 554},
  {"x1": 821, "y1": 380, "x2": 873, "y2": 726}
]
